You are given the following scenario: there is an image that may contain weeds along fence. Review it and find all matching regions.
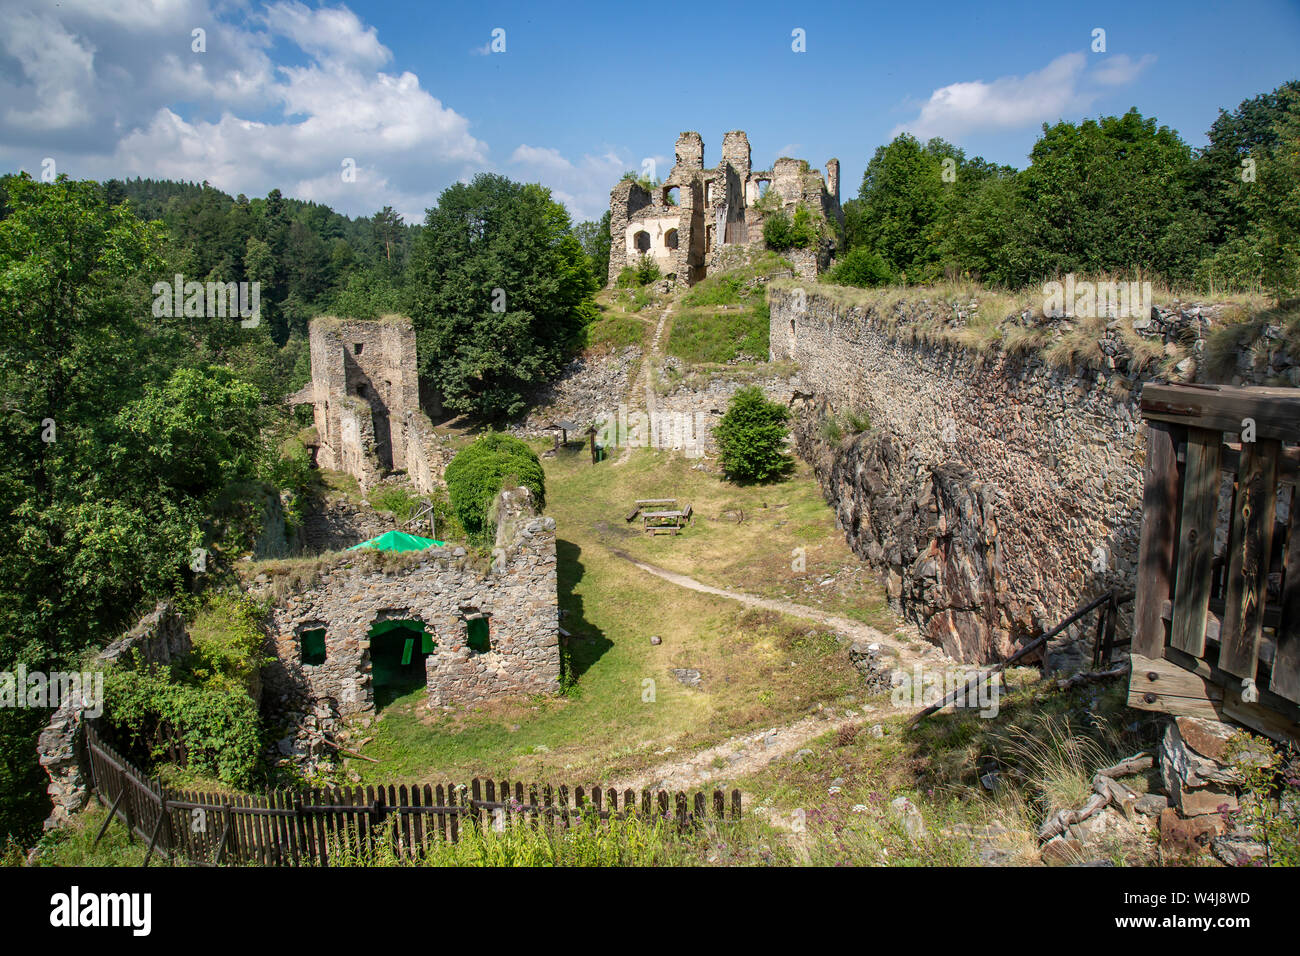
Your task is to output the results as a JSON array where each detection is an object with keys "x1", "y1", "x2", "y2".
[{"x1": 84, "y1": 724, "x2": 741, "y2": 866}]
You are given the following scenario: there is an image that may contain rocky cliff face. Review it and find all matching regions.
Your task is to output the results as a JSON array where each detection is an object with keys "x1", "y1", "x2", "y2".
[{"x1": 796, "y1": 404, "x2": 1028, "y2": 663}]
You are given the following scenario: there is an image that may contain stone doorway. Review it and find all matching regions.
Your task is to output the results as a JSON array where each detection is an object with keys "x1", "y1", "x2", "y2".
[{"x1": 366, "y1": 617, "x2": 435, "y2": 710}]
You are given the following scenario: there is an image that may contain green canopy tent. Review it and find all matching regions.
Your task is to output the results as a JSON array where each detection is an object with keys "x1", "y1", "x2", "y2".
[{"x1": 346, "y1": 530, "x2": 446, "y2": 552}]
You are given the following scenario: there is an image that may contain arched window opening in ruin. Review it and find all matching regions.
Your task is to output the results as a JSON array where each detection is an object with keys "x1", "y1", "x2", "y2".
[
  {"x1": 664, "y1": 229, "x2": 679, "y2": 250},
  {"x1": 705, "y1": 181, "x2": 714, "y2": 204},
  {"x1": 463, "y1": 612, "x2": 491, "y2": 654},
  {"x1": 354, "y1": 342, "x2": 364, "y2": 355},
  {"x1": 300, "y1": 628, "x2": 327, "y2": 666},
  {"x1": 634, "y1": 230, "x2": 651, "y2": 253},
  {"x1": 663, "y1": 186, "x2": 679, "y2": 206},
  {"x1": 757, "y1": 179, "x2": 771, "y2": 197},
  {"x1": 368, "y1": 618, "x2": 435, "y2": 710}
]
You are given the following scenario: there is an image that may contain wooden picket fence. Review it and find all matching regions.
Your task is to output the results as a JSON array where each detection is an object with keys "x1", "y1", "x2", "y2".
[{"x1": 85, "y1": 724, "x2": 741, "y2": 866}]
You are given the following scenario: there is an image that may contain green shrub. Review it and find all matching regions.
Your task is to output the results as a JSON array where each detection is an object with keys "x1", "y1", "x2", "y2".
[
  {"x1": 444, "y1": 432, "x2": 546, "y2": 538},
  {"x1": 820, "y1": 417, "x2": 844, "y2": 445},
  {"x1": 1223, "y1": 732, "x2": 1300, "y2": 867},
  {"x1": 368, "y1": 484, "x2": 422, "y2": 523},
  {"x1": 829, "y1": 246, "x2": 896, "y2": 288},
  {"x1": 715, "y1": 386, "x2": 792, "y2": 483},
  {"x1": 615, "y1": 256, "x2": 661, "y2": 289},
  {"x1": 186, "y1": 593, "x2": 269, "y2": 694},
  {"x1": 763, "y1": 207, "x2": 820, "y2": 252},
  {"x1": 844, "y1": 409, "x2": 872, "y2": 433},
  {"x1": 102, "y1": 662, "x2": 261, "y2": 789}
]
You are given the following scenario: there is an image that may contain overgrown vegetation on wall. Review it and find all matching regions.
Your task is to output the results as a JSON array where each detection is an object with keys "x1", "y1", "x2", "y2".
[
  {"x1": 665, "y1": 254, "x2": 788, "y2": 365},
  {"x1": 101, "y1": 594, "x2": 268, "y2": 789}
]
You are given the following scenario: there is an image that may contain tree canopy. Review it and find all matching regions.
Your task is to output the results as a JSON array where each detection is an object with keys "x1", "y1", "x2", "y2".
[
  {"x1": 838, "y1": 81, "x2": 1300, "y2": 297},
  {"x1": 408, "y1": 174, "x2": 597, "y2": 421}
]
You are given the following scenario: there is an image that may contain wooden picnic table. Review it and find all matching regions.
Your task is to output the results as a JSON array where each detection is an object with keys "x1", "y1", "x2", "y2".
[{"x1": 640, "y1": 504, "x2": 693, "y2": 535}]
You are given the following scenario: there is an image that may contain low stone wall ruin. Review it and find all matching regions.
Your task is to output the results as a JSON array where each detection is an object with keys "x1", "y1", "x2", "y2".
[
  {"x1": 257, "y1": 488, "x2": 560, "y2": 726},
  {"x1": 36, "y1": 602, "x2": 190, "y2": 829}
]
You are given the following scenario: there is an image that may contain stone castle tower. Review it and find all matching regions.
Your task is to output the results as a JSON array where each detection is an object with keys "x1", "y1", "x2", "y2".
[{"x1": 606, "y1": 130, "x2": 842, "y2": 286}]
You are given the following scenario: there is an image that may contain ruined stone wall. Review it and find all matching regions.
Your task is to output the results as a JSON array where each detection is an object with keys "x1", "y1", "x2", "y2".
[
  {"x1": 399, "y1": 410, "x2": 457, "y2": 497},
  {"x1": 770, "y1": 288, "x2": 1298, "y2": 664},
  {"x1": 37, "y1": 602, "x2": 190, "y2": 829},
  {"x1": 306, "y1": 316, "x2": 424, "y2": 491},
  {"x1": 260, "y1": 489, "x2": 559, "y2": 717},
  {"x1": 607, "y1": 130, "x2": 841, "y2": 288},
  {"x1": 770, "y1": 288, "x2": 1145, "y2": 663}
]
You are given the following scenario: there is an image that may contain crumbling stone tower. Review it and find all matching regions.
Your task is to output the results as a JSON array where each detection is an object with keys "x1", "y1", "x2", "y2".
[
  {"x1": 289, "y1": 315, "x2": 450, "y2": 494},
  {"x1": 607, "y1": 130, "x2": 842, "y2": 286}
]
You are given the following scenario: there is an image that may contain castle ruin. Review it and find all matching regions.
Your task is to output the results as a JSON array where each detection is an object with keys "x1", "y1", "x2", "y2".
[
  {"x1": 607, "y1": 130, "x2": 843, "y2": 286},
  {"x1": 289, "y1": 315, "x2": 451, "y2": 495}
]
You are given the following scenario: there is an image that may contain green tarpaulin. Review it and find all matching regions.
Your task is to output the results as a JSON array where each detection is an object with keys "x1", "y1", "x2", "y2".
[{"x1": 347, "y1": 530, "x2": 445, "y2": 552}]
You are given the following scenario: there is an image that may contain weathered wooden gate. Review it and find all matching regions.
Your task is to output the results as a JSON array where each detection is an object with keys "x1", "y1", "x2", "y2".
[{"x1": 1129, "y1": 383, "x2": 1300, "y2": 743}]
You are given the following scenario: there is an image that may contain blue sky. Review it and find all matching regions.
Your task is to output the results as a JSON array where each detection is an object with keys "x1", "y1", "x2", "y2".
[{"x1": 1, "y1": 0, "x2": 1296, "y2": 225}]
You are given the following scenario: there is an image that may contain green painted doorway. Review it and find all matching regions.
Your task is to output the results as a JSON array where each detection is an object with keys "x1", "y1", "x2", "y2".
[{"x1": 368, "y1": 619, "x2": 435, "y2": 710}]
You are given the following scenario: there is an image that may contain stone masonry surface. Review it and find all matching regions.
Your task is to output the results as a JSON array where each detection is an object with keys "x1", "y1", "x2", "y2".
[{"x1": 769, "y1": 287, "x2": 1298, "y2": 664}]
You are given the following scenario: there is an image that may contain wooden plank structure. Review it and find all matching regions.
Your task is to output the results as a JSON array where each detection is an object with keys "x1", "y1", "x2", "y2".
[
  {"x1": 84, "y1": 724, "x2": 740, "y2": 866},
  {"x1": 1128, "y1": 383, "x2": 1300, "y2": 744},
  {"x1": 628, "y1": 498, "x2": 693, "y2": 535}
]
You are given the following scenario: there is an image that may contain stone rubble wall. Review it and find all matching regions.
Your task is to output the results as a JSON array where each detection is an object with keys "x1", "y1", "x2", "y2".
[
  {"x1": 770, "y1": 288, "x2": 1144, "y2": 664},
  {"x1": 36, "y1": 602, "x2": 190, "y2": 829},
  {"x1": 399, "y1": 409, "x2": 457, "y2": 497},
  {"x1": 299, "y1": 497, "x2": 396, "y2": 554},
  {"x1": 769, "y1": 287, "x2": 1297, "y2": 664},
  {"x1": 259, "y1": 488, "x2": 559, "y2": 721}
]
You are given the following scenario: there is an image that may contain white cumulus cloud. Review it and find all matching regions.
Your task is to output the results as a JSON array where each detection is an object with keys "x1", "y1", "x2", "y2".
[{"x1": 891, "y1": 51, "x2": 1156, "y2": 142}]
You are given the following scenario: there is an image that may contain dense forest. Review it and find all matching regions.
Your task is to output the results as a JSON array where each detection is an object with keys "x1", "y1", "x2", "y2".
[{"x1": 1, "y1": 79, "x2": 1296, "y2": 847}]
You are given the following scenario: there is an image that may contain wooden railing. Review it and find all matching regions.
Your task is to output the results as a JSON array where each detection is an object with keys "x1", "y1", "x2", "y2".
[
  {"x1": 85, "y1": 724, "x2": 741, "y2": 866},
  {"x1": 1129, "y1": 383, "x2": 1300, "y2": 743}
]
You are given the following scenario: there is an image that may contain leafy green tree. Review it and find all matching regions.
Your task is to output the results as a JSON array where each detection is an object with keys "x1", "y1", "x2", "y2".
[
  {"x1": 408, "y1": 174, "x2": 597, "y2": 420},
  {"x1": 1196, "y1": 80, "x2": 1300, "y2": 247},
  {"x1": 715, "y1": 386, "x2": 792, "y2": 483},
  {"x1": 115, "y1": 366, "x2": 263, "y2": 497},
  {"x1": 574, "y1": 210, "x2": 612, "y2": 286},
  {"x1": 1015, "y1": 109, "x2": 1211, "y2": 285},
  {"x1": 763, "y1": 206, "x2": 819, "y2": 252},
  {"x1": 854, "y1": 134, "x2": 948, "y2": 281},
  {"x1": 934, "y1": 175, "x2": 1032, "y2": 287},
  {"x1": 0, "y1": 176, "x2": 267, "y2": 842},
  {"x1": 443, "y1": 432, "x2": 546, "y2": 538},
  {"x1": 1193, "y1": 84, "x2": 1300, "y2": 297}
]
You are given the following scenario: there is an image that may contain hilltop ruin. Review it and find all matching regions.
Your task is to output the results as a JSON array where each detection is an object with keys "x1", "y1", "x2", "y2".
[{"x1": 607, "y1": 130, "x2": 843, "y2": 286}]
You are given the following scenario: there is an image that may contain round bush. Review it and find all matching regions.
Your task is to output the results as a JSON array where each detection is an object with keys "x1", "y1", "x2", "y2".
[
  {"x1": 444, "y1": 432, "x2": 546, "y2": 538},
  {"x1": 715, "y1": 386, "x2": 792, "y2": 483},
  {"x1": 829, "y1": 246, "x2": 896, "y2": 287}
]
